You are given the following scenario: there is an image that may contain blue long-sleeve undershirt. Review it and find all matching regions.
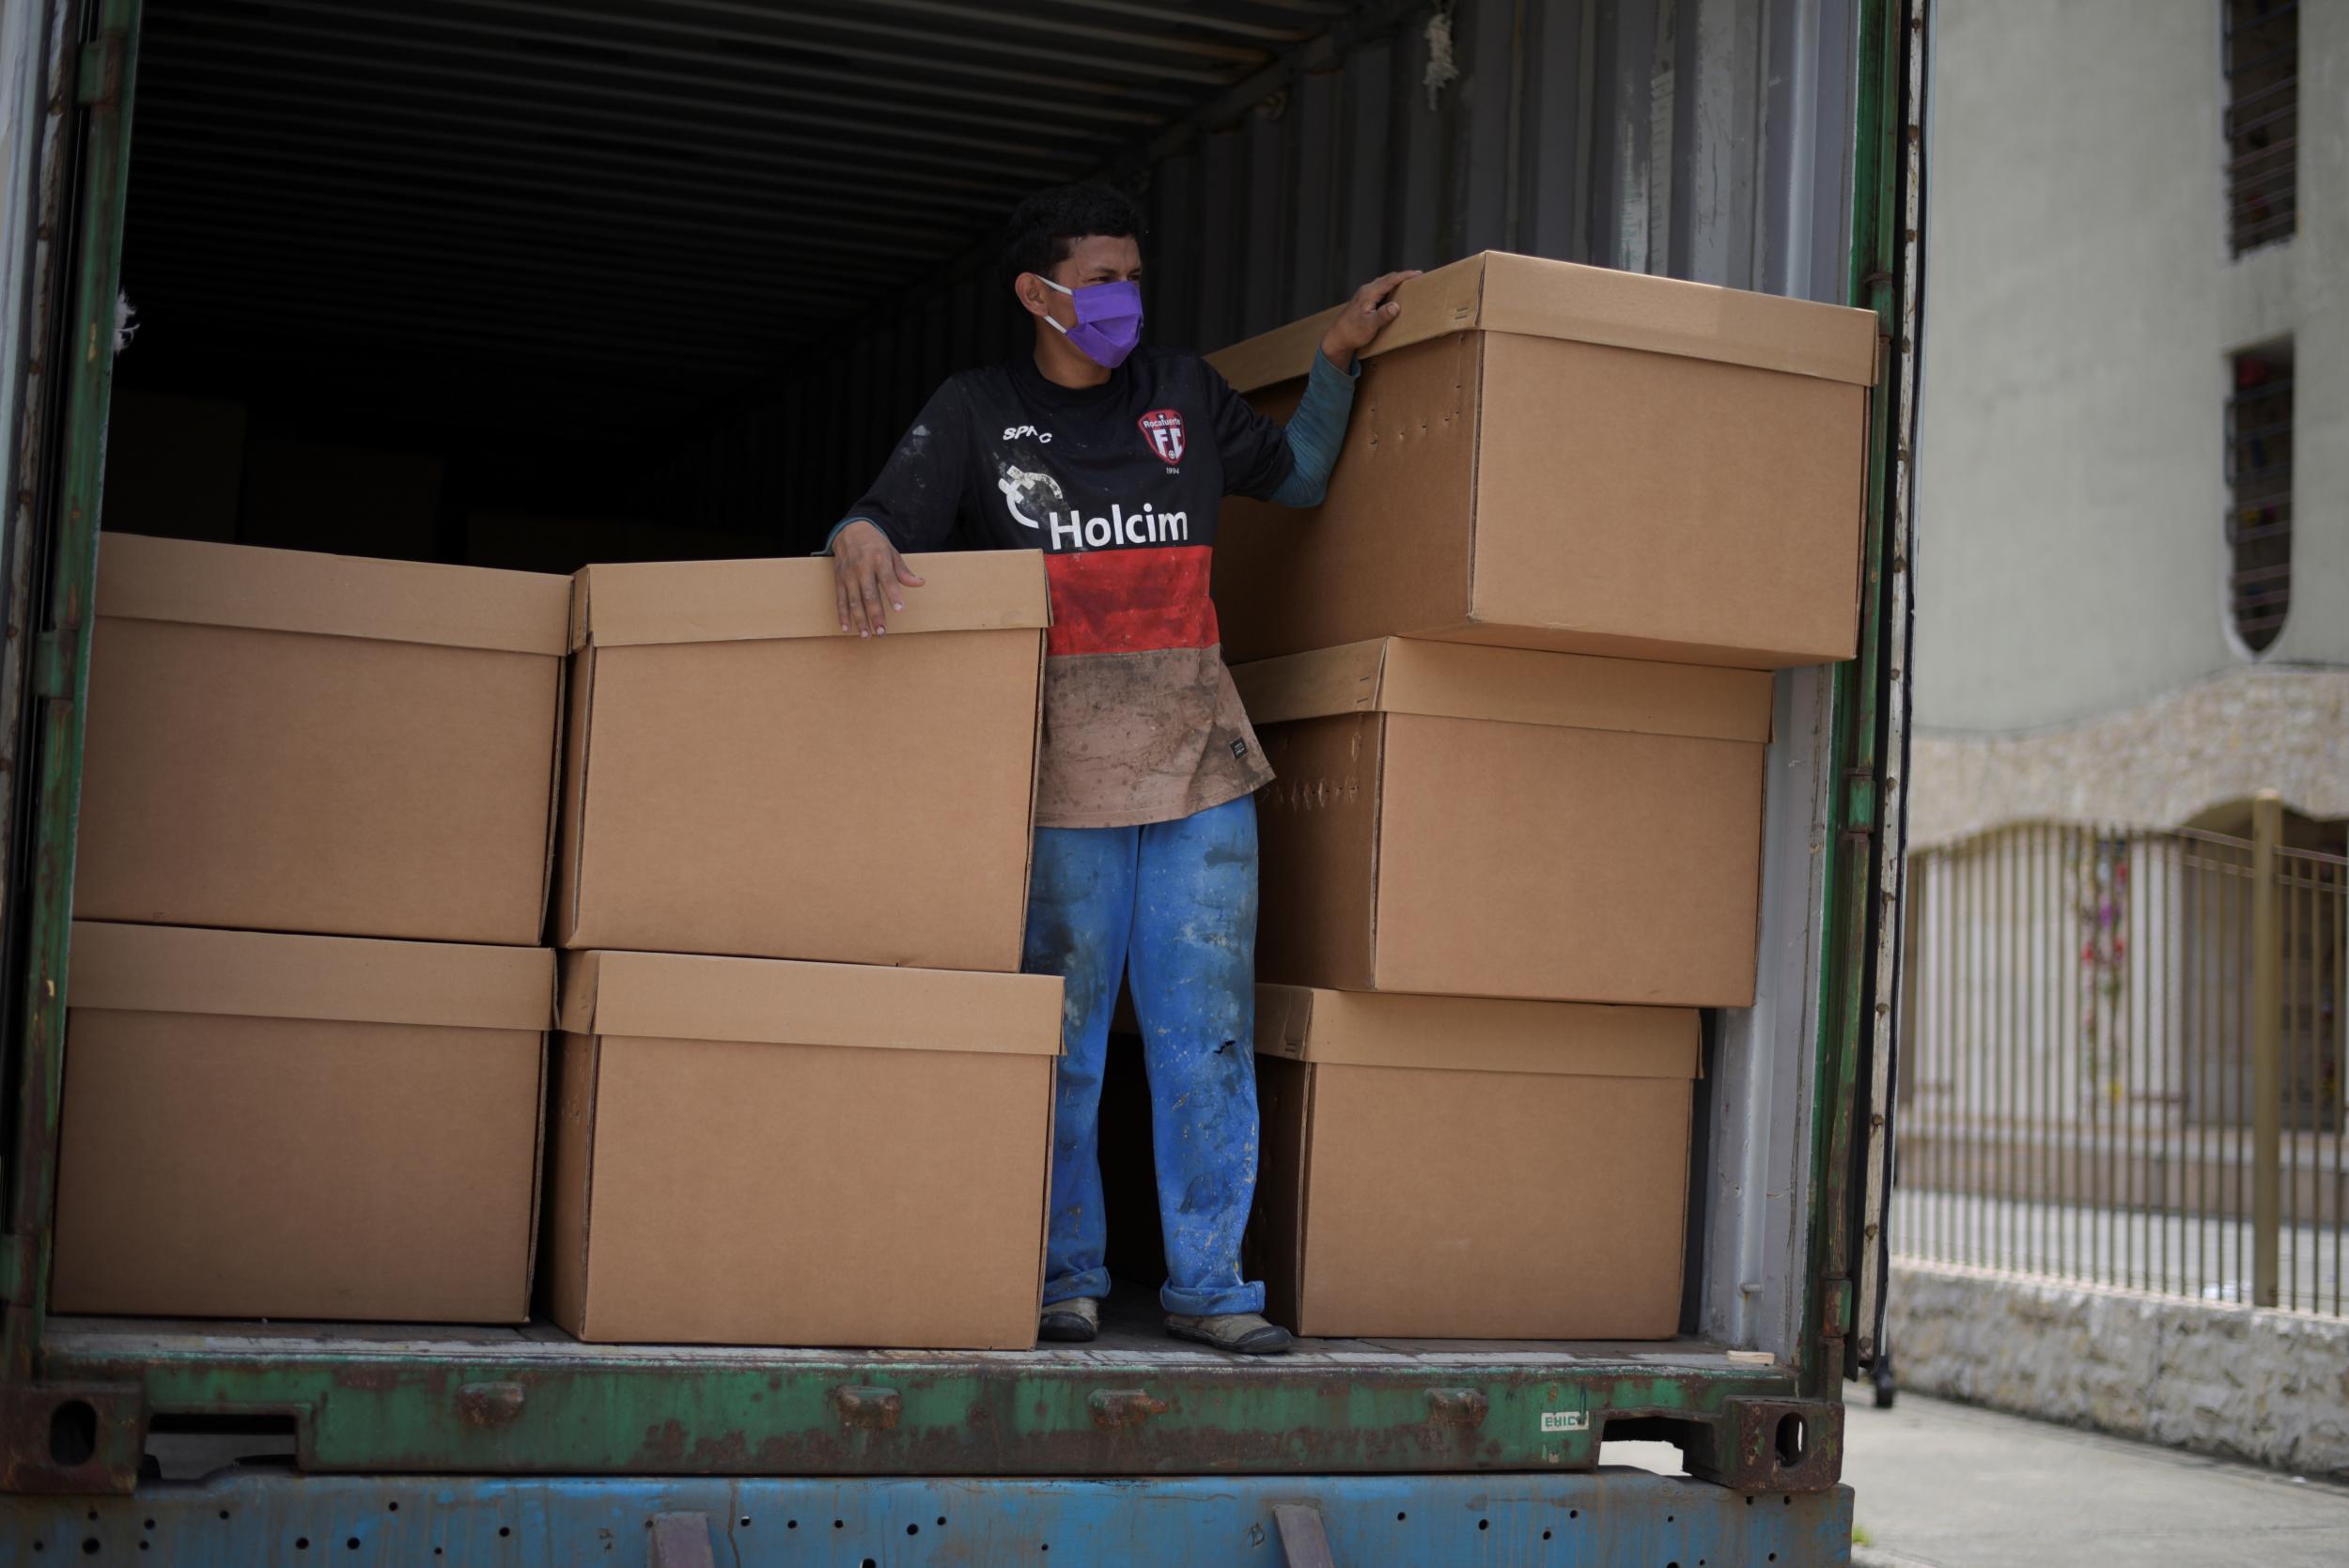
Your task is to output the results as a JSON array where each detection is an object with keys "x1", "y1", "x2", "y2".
[{"x1": 1266, "y1": 349, "x2": 1359, "y2": 508}]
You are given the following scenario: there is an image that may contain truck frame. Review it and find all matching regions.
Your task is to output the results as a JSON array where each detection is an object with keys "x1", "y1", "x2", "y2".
[{"x1": 0, "y1": 0, "x2": 1922, "y2": 1559}]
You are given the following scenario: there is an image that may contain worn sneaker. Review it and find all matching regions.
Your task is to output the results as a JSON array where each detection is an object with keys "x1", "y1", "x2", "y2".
[
  {"x1": 1166, "y1": 1312, "x2": 1294, "y2": 1356},
  {"x1": 1038, "y1": 1296, "x2": 1101, "y2": 1343}
]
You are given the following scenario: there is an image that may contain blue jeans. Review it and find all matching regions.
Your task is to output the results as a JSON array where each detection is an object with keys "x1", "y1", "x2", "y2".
[{"x1": 1024, "y1": 794, "x2": 1265, "y2": 1318}]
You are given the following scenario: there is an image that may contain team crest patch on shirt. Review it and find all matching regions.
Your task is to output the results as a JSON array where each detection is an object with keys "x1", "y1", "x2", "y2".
[{"x1": 1138, "y1": 408, "x2": 1187, "y2": 466}]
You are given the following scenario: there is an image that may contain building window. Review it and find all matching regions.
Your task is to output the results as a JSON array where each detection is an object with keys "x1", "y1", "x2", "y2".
[
  {"x1": 2225, "y1": 344, "x2": 2292, "y2": 652},
  {"x1": 2222, "y1": 0, "x2": 2297, "y2": 255}
]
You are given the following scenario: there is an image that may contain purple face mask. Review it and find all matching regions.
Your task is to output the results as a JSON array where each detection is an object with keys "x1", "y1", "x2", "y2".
[{"x1": 1038, "y1": 276, "x2": 1143, "y2": 368}]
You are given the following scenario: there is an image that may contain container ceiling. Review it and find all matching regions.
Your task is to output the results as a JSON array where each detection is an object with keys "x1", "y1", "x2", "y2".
[{"x1": 121, "y1": 0, "x2": 1358, "y2": 441}]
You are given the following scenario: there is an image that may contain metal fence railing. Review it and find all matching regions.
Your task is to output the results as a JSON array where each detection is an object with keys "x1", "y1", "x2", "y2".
[{"x1": 1892, "y1": 793, "x2": 2345, "y2": 1316}]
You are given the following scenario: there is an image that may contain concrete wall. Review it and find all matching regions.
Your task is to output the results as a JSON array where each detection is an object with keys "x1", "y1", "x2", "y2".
[
  {"x1": 1888, "y1": 1260, "x2": 2349, "y2": 1480},
  {"x1": 1908, "y1": 665, "x2": 2349, "y2": 842},
  {"x1": 1916, "y1": 0, "x2": 2349, "y2": 735}
]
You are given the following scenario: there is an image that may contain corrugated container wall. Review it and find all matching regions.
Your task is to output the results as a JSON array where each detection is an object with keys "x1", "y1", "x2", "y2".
[{"x1": 646, "y1": 0, "x2": 1858, "y2": 550}]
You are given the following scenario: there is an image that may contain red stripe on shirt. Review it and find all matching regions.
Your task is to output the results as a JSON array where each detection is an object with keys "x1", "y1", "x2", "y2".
[{"x1": 1044, "y1": 546, "x2": 1221, "y2": 657}]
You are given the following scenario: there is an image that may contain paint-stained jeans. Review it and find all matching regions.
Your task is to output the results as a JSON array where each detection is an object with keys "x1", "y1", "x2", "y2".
[{"x1": 1024, "y1": 793, "x2": 1265, "y2": 1318}]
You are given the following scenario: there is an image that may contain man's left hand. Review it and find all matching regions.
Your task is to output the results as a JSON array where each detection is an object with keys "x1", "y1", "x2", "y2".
[{"x1": 1319, "y1": 270, "x2": 1423, "y2": 370}]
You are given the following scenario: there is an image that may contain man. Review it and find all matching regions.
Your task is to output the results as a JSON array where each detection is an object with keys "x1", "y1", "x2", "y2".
[{"x1": 831, "y1": 183, "x2": 1412, "y2": 1355}]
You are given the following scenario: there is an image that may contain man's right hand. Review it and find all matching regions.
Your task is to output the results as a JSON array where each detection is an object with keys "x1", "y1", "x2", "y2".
[{"x1": 832, "y1": 520, "x2": 926, "y2": 637}]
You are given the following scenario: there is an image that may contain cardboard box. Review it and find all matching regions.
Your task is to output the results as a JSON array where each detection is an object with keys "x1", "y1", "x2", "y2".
[
  {"x1": 1208, "y1": 251, "x2": 1879, "y2": 668},
  {"x1": 1251, "y1": 985, "x2": 1698, "y2": 1340},
  {"x1": 557, "y1": 552, "x2": 1049, "y2": 970},
  {"x1": 241, "y1": 438, "x2": 446, "y2": 563},
  {"x1": 463, "y1": 511, "x2": 764, "y2": 576},
  {"x1": 1236, "y1": 638, "x2": 1772, "y2": 1006},
  {"x1": 547, "y1": 949, "x2": 1062, "y2": 1346},
  {"x1": 76, "y1": 535, "x2": 570, "y2": 945},
  {"x1": 1099, "y1": 1030, "x2": 1171, "y2": 1288},
  {"x1": 52, "y1": 922, "x2": 553, "y2": 1322},
  {"x1": 100, "y1": 389, "x2": 247, "y2": 543}
]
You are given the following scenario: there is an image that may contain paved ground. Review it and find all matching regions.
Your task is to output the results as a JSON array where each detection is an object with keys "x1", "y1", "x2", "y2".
[
  {"x1": 1606, "y1": 1390, "x2": 2349, "y2": 1565},
  {"x1": 1840, "y1": 1390, "x2": 2349, "y2": 1567}
]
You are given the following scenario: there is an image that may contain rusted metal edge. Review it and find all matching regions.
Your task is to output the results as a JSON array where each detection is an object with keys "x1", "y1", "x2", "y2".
[
  {"x1": 1680, "y1": 1396, "x2": 1846, "y2": 1494},
  {"x1": 4, "y1": 0, "x2": 141, "y2": 1392},
  {"x1": 37, "y1": 1343, "x2": 1804, "y2": 1482},
  {"x1": 0, "y1": 1382, "x2": 143, "y2": 1495},
  {"x1": 1851, "y1": 0, "x2": 1931, "y2": 1377},
  {"x1": 1801, "y1": 0, "x2": 1910, "y2": 1404}
]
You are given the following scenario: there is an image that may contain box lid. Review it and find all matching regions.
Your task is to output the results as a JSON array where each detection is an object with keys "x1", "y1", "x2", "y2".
[
  {"x1": 68, "y1": 922, "x2": 555, "y2": 1031},
  {"x1": 96, "y1": 533, "x2": 571, "y2": 656},
  {"x1": 1256, "y1": 985, "x2": 1698, "y2": 1079},
  {"x1": 559, "y1": 950, "x2": 1063, "y2": 1057},
  {"x1": 1209, "y1": 251, "x2": 1880, "y2": 393},
  {"x1": 569, "y1": 551, "x2": 1050, "y2": 650},
  {"x1": 1232, "y1": 638, "x2": 1773, "y2": 744}
]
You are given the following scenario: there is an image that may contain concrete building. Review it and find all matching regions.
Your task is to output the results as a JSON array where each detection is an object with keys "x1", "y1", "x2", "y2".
[
  {"x1": 1910, "y1": 0, "x2": 2346, "y2": 846},
  {"x1": 1892, "y1": 6, "x2": 2346, "y2": 1466}
]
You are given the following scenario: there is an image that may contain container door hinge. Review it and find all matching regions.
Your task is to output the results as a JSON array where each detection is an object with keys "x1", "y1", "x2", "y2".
[
  {"x1": 76, "y1": 36, "x2": 125, "y2": 109},
  {"x1": 1842, "y1": 768, "x2": 1878, "y2": 832},
  {"x1": 32, "y1": 630, "x2": 75, "y2": 700}
]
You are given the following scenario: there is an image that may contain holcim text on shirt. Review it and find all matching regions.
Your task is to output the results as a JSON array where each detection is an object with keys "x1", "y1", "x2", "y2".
[{"x1": 1046, "y1": 501, "x2": 1190, "y2": 550}]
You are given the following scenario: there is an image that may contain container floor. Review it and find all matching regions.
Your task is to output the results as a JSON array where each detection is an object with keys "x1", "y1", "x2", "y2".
[
  {"x1": 44, "y1": 1281, "x2": 1744, "y2": 1374},
  {"x1": 39, "y1": 1285, "x2": 1796, "y2": 1483}
]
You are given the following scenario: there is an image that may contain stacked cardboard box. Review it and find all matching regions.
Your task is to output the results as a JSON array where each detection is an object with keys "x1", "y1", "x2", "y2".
[
  {"x1": 56, "y1": 534, "x2": 571, "y2": 1321},
  {"x1": 54, "y1": 924, "x2": 552, "y2": 1323},
  {"x1": 1211, "y1": 251, "x2": 1878, "y2": 667},
  {"x1": 61, "y1": 537, "x2": 1065, "y2": 1348},
  {"x1": 97, "y1": 390, "x2": 246, "y2": 543},
  {"x1": 60, "y1": 252, "x2": 1871, "y2": 1352},
  {"x1": 544, "y1": 552, "x2": 1063, "y2": 1348},
  {"x1": 1209, "y1": 252, "x2": 1879, "y2": 1338},
  {"x1": 548, "y1": 950, "x2": 1059, "y2": 1348},
  {"x1": 1251, "y1": 986, "x2": 1699, "y2": 1340},
  {"x1": 554, "y1": 553, "x2": 1047, "y2": 970},
  {"x1": 1233, "y1": 638, "x2": 1773, "y2": 1007}
]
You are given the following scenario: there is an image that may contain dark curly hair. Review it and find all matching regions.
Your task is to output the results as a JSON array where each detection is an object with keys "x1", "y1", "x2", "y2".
[{"x1": 1000, "y1": 183, "x2": 1144, "y2": 292}]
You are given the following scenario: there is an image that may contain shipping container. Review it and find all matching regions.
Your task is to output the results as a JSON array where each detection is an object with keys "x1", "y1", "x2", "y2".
[{"x1": 0, "y1": 0, "x2": 1922, "y2": 1560}]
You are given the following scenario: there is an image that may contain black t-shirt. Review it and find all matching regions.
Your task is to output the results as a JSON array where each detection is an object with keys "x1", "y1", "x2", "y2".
[
  {"x1": 846, "y1": 346, "x2": 1295, "y2": 555},
  {"x1": 844, "y1": 346, "x2": 1296, "y2": 830}
]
